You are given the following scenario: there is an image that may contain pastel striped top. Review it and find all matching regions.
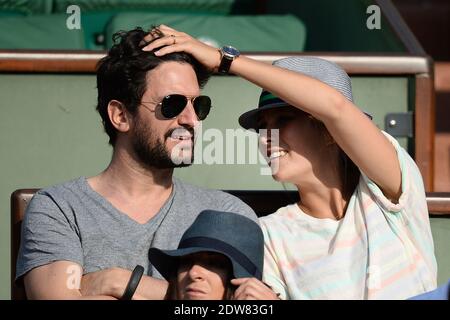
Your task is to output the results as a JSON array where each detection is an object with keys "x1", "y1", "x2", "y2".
[{"x1": 260, "y1": 133, "x2": 437, "y2": 300}]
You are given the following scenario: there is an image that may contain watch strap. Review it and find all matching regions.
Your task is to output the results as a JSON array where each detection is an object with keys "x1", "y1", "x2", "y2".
[{"x1": 218, "y1": 53, "x2": 233, "y2": 74}]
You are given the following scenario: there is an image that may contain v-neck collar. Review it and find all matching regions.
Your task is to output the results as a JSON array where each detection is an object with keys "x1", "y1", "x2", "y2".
[{"x1": 78, "y1": 176, "x2": 176, "y2": 228}]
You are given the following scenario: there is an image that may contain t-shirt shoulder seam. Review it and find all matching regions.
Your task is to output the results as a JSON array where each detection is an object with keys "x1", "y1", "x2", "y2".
[{"x1": 36, "y1": 177, "x2": 84, "y2": 195}]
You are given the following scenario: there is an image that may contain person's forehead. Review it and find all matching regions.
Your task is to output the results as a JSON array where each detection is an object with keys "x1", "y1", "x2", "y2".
[
  {"x1": 145, "y1": 61, "x2": 200, "y2": 97},
  {"x1": 258, "y1": 106, "x2": 297, "y2": 122}
]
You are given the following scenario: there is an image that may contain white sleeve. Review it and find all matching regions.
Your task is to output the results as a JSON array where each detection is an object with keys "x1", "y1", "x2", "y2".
[{"x1": 260, "y1": 219, "x2": 289, "y2": 300}]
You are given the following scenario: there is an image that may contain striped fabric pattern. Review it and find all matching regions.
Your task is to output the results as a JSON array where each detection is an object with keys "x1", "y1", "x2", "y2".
[
  {"x1": 260, "y1": 132, "x2": 437, "y2": 300},
  {"x1": 274, "y1": 56, "x2": 354, "y2": 102}
]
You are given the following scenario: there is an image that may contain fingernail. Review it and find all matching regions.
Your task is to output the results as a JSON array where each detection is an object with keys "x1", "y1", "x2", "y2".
[{"x1": 154, "y1": 50, "x2": 161, "y2": 55}]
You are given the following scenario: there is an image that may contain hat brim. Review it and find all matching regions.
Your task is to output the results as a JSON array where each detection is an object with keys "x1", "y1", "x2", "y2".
[
  {"x1": 238, "y1": 102, "x2": 290, "y2": 130},
  {"x1": 239, "y1": 103, "x2": 373, "y2": 131},
  {"x1": 149, "y1": 246, "x2": 260, "y2": 281}
]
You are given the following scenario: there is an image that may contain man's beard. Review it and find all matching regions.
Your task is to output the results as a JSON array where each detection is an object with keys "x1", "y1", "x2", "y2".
[{"x1": 132, "y1": 120, "x2": 194, "y2": 169}]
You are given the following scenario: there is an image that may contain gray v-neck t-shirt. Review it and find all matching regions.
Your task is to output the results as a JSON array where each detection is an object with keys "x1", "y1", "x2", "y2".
[{"x1": 16, "y1": 177, "x2": 257, "y2": 280}]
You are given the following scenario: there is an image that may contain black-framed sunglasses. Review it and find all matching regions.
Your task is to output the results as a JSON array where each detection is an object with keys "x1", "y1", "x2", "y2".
[{"x1": 142, "y1": 94, "x2": 212, "y2": 120}]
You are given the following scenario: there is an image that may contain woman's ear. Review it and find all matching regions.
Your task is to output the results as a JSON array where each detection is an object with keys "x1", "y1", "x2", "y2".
[
  {"x1": 324, "y1": 132, "x2": 336, "y2": 147},
  {"x1": 107, "y1": 100, "x2": 131, "y2": 133},
  {"x1": 310, "y1": 117, "x2": 336, "y2": 147}
]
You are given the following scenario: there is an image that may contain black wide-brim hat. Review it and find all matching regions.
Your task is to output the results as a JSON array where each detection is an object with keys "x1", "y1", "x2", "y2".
[
  {"x1": 239, "y1": 56, "x2": 371, "y2": 130},
  {"x1": 148, "y1": 210, "x2": 264, "y2": 281}
]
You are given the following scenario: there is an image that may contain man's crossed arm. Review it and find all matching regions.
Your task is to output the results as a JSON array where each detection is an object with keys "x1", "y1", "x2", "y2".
[{"x1": 24, "y1": 261, "x2": 168, "y2": 300}]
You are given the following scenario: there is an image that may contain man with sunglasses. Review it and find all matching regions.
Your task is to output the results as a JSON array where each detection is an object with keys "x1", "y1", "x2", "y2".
[{"x1": 16, "y1": 27, "x2": 257, "y2": 300}]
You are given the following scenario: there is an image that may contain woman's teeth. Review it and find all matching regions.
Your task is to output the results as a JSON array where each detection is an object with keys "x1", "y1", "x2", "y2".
[{"x1": 269, "y1": 150, "x2": 287, "y2": 160}]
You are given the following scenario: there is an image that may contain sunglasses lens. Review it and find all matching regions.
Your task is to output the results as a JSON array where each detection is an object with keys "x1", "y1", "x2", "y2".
[
  {"x1": 160, "y1": 94, "x2": 211, "y2": 120},
  {"x1": 161, "y1": 94, "x2": 187, "y2": 118},
  {"x1": 193, "y1": 96, "x2": 212, "y2": 120}
]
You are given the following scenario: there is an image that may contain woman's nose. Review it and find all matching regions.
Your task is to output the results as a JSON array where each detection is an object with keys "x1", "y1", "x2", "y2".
[{"x1": 187, "y1": 263, "x2": 206, "y2": 280}]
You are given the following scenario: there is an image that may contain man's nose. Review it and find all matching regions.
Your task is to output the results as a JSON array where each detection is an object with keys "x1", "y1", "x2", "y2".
[{"x1": 177, "y1": 102, "x2": 199, "y2": 128}]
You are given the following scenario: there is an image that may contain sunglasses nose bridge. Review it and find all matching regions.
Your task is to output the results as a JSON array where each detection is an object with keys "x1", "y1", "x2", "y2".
[
  {"x1": 177, "y1": 97, "x2": 199, "y2": 125},
  {"x1": 187, "y1": 96, "x2": 195, "y2": 108}
]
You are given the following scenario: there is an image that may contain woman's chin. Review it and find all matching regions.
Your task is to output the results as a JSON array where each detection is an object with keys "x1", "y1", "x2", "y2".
[
  {"x1": 184, "y1": 294, "x2": 208, "y2": 300},
  {"x1": 183, "y1": 291, "x2": 220, "y2": 300},
  {"x1": 271, "y1": 169, "x2": 297, "y2": 184},
  {"x1": 270, "y1": 163, "x2": 287, "y2": 181}
]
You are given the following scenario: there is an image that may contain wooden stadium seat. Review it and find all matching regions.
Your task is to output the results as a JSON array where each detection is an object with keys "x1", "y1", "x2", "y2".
[
  {"x1": 11, "y1": 188, "x2": 450, "y2": 299},
  {"x1": 10, "y1": 189, "x2": 37, "y2": 300}
]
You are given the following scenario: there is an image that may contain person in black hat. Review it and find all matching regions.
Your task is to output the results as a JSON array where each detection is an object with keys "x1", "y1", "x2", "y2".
[
  {"x1": 149, "y1": 210, "x2": 279, "y2": 300},
  {"x1": 142, "y1": 25, "x2": 437, "y2": 300}
]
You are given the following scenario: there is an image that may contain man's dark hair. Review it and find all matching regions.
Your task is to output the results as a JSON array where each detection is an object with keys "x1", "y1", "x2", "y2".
[{"x1": 96, "y1": 27, "x2": 211, "y2": 145}]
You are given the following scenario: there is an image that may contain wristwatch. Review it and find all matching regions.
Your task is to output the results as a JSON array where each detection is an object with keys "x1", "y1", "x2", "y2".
[{"x1": 218, "y1": 45, "x2": 240, "y2": 74}]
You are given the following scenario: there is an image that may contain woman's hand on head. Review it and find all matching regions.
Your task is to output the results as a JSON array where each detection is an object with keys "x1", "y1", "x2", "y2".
[
  {"x1": 142, "y1": 24, "x2": 221, "y2": 72},
  {"x1": 230, "y1": 277, "x2": 280, "y2": 300}
]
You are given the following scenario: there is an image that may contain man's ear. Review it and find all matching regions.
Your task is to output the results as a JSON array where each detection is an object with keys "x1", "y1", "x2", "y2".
[{"x1": 107, "y1": 100, "x2": 131, "y2": 133}]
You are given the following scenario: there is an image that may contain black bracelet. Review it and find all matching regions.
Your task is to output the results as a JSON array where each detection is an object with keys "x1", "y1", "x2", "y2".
[{"x1": 121, "y1": 265, "x2": 145, "y2": 300}]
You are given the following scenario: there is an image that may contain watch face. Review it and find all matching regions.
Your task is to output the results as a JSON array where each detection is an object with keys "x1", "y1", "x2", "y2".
[{"x1": 222, "y1": 46, "x2": 240, "y2": 57}]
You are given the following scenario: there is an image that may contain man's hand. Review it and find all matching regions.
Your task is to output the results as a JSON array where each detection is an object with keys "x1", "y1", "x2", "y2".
[
  {"x1": 231, "y1": 278, "x2": 281, "y2": 300},
  {"x1": 81, "y1": 268, "x2": 130, "y2": 298},
  {"x1": 81, "y1": 267, "x2": 169, "y2": 300}
]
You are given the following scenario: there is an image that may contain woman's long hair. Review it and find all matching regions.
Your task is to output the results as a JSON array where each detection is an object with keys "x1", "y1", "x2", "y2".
[
  {"x1": 285, "y1": 111, "x2": 360, "y2": 201},
  {"x1": 311, "y1": 114, "x2": 360, "y2": 199}
]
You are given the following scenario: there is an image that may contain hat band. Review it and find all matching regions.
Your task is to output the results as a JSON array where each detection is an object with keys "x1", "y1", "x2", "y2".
[
  {"x1": 179, "y1": 236, "x2": 262, "y2": 279},
  {"x1": 259, "y1": 91, "x2": 286, "y2": 108}
]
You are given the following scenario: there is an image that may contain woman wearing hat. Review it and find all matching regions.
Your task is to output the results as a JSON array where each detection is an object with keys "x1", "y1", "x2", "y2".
[
  {"x1": 143, "y1": 26, "x2": 437, "y2": 300},
  {"x1": 148, "y1": 210, "x2": 279, "y2": 300}
]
